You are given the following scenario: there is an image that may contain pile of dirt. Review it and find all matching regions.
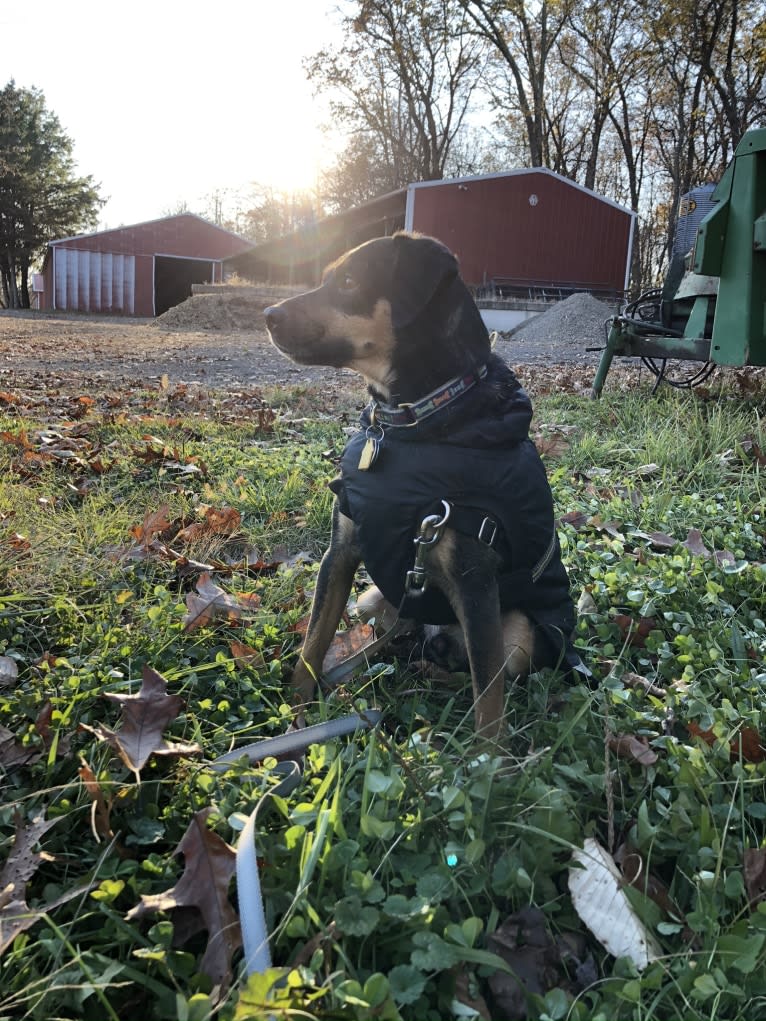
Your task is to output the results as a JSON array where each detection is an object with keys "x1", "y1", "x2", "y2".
[
  {"x1": 154, "y1": 287, "x2": 300, "y2": 333},
  {"x1": 494, "y1": 292, "x2": 619, "y2": 364}
]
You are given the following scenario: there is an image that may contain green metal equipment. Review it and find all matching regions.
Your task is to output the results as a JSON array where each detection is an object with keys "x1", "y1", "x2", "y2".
[{"x1": 591, "y1": 127, "x2": 766, "y2": 397}]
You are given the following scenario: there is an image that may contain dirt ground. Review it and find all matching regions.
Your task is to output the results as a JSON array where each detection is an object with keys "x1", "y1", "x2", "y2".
[
  {"x1": 0, "y1": 306, "x2": 623, "y2": 409},
  {"x1": 0, "y1": 309, "x2": 349, "y2": 394}
]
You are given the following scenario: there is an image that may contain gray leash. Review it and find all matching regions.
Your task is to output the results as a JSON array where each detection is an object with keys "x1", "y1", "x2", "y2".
[
  {"x1": 210, "y1": 710, "x2": 383, "y2": 976},
  {"x1": 209, "y1": 604, "x2": 410, "y2": 976}
]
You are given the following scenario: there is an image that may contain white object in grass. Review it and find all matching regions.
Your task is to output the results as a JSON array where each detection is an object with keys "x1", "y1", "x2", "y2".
[{"x1": 568, "y1": 838, "x2": 662, "y2": 970}]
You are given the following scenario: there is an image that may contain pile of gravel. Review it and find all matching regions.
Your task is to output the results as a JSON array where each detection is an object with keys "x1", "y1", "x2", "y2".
[
  {"x1": 494, "y1": 292, "x2": 619, "y2": 364},
  {"x1": 154, "y1": 285, "x2": 618, "y2": 367}
]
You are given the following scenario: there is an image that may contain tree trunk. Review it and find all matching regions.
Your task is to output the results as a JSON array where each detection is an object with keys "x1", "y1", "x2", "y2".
[
  {"x1": 20, "y1": 259, "x2": 31, "y2": 309},
  {"x1": 6, "y1": 260, "x2": 21, "y2": 309},
  {"x1": 0, "y1": 260, "x2": 10, "y2": 308}
]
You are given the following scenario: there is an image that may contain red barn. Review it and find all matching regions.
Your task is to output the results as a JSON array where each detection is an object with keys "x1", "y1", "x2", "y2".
[
  {"x1": 405, "y1": 168, "x2": 634, "y2": 295},
  {"x1": 226, "y1": 169, "x2": 635, "y2": 298},
  {"x1": 39, "y1": 214, "x2": 254, "y2": 317}
]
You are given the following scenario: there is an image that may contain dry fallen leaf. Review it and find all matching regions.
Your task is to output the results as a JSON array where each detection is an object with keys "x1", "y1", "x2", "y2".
[
  {"x1": 0, "y1": 813, "x2": 74, "y2": 957},
  {"x1": 744, "y1": 848, "x2": 766, "y2": 906},
  {"x1": 687, "y1": 721, "x2": 765, "y2": 763},
  {"x1": 79, "y1": 761, "x2": 114, "y2": 842},
  {"x1": 558, "y1": 510, "x2": 589, "y2": 530},
  {"x1": 453, "y1": 964, "x2": 492, "y2": 1019},
  {"x1": 647, "y1": 531, "x2": 676, "y2": 550},
  {"x1": 126, "y1": 807, "x2": 242, "y2": 992},
  {"x1": 229, "y1": 640, "x2": 266, "y2": 670},
  {"x1": 614, "y1": 615, "x2": 656, "y2": 648},
  {"x1": 533, "y1": 432, "x2": 572, "y2": 459},
  {"x1": 608, "y1": 733, "x2": 659, "y2": 767},
  {"x1": 130, "y1": 503, "x2": 173, "y2": 547},
  {"x1": 0, "y1": 813, "x2": 59, "y2": 895},
  {"x1": 687, "y1": 720, "x2": 716, "y2": 747},
  {"x1": 487, "y1": 906, "x2": 591, "y2": 1019},
  {"x1": 682, "y1": 528, "x2": 710, "y2": 557},
  {"x1": 322, "y1": 623, "x2": 375, "y2": 672},
  {"x1": 175, "y1": 505, "x2": 242, "y2": 543},
  {"x1": 732, "y1": 726, "x2": 766, "y2": 764},
  {"x1": 0, "y1": 726, "x2": 41, "y2": 769},
  {"x1": 183, "y1": 573, "x2": 245, "y2": 631},
  {"x1": 577, "y1": 589, "x2": 598, "y2": 615},
  {"x1": 569, "y1": 838, "x2": 662, "y2": 970},
  {"x1": 81, "y1": 665, "x2": 201, "y2": 775},
  {"x1": 0, "y1": 656, "x2": 18, "y2": 688},
  {"x1": 619, "y1": 850, "x2": 684, "y2": 922},
  {"x1": 621, "y1": 672, "x2": 667, "y2": 698}
]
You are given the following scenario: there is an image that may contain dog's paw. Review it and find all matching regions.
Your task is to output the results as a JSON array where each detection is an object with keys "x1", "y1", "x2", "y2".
[{"x1": 422, "y1": 624, "x2": 469, "y2": 672}]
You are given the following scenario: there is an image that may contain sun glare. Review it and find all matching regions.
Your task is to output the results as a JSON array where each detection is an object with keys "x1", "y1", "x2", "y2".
[{"x1": 10, "y1": 0, "x2": 342, "y2": 228}]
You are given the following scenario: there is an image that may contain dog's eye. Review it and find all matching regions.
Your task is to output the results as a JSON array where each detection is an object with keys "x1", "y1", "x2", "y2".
[{"x1": 338, "y1": 272, "x2": 357, "y2": 292}]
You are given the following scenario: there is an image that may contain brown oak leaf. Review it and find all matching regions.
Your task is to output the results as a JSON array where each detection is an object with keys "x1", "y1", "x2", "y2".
[
  {"x1": 0, "y1": 726, "x2": 41, "y2": 769},
  {"x1": 81, "y1": 665, "x2": 201, "y2": 775},
  {"x1": 230, "y1": 640, "x2": 266, "y2": 670},
  {"x1": 608, "y1": 732, "x2": 659, "y2": 767},
  {"x1": 687, "y1": 722, "x2": 765, "y2": 763},
  {"x1": 0, "y1": 813, "x2": 78, "y2": 957},
  {"x1": 183, "y1": 573, "x2": 245, "y2": 631},
  {"x1": 322, "y1": 623, "x2": 375, "y2": 672},
  {"x1": 744, "y1": 849, "x2": 766, "y2": 906},
  {"x1": 175, "y1": 505, "x2": 242, "y2": 543},
  {"x1": 130, "y1": 503, "x2": 173, "y2": 547},
  {"x1": 126, "y1": 808, "x2": 242, "y2": 991},
  {"x1": 614, "y1": 615, "x2": 657, "y2": 648}
]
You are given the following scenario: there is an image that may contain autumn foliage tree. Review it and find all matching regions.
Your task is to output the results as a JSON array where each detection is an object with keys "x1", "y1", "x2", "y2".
[{"x1": 0, "y1": 80, "x2": 102, "y2": 308}]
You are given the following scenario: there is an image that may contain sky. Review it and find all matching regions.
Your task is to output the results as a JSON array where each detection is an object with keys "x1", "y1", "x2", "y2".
[{"x1": 6, "y1": 0, "x2": 342, "y2": 231}]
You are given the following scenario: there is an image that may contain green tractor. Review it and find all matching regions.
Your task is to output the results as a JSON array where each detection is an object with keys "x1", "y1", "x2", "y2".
[{"x1": 591, "y1": 127, "x2": 766, "y2": 397}]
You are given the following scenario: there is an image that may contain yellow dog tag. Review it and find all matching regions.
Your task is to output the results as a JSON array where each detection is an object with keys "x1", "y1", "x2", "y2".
[{"x1": 357, "y1": 436, "x2": 380, "y2": 470}]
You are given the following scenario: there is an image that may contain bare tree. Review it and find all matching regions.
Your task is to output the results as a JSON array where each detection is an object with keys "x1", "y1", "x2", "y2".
[
  {"x1": 234, "y1": 186, "x2": 318, "y2": 244},
  {"x1": 632, "y1": 1, "x2": 761, "y2": 260},
  {"x1": 692, "y1": 0, "x2": 766, "y2": 159},
  {"x1": 556, "y1": 0, "x2": 635, "y2": 190},
  {"x1": 307, "y1": 0, "x2": 486, "y2": 204},
  {"x1": 319, "y1": 133, "x2": 405, "y2": 212},
  {"x1": 458, "y1": 0, "x2": 573, "y2": 168}
]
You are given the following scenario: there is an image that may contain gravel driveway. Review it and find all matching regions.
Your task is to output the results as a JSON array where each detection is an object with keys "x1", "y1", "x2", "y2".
[{"x1": 0, "y1": 305, "x2": 635, "y2": 404}]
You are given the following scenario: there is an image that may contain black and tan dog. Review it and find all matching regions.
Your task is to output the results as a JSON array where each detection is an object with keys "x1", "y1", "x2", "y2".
[{"x1": 265, "y1": 232, "x2": 581, "y2": 740}]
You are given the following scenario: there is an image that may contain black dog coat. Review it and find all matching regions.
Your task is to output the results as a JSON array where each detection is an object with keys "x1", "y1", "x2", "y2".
[{"x1": 330, "y1": 356, "x2": 578, "y2": 668}]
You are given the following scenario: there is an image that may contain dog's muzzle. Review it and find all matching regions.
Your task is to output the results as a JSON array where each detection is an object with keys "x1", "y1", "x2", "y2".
[
  {"x1": 264, "y1": 305, "x2": 286, "y2": 344},
  {"x1": 264, "y1": 304, "x2": 335, "y2": 365}
]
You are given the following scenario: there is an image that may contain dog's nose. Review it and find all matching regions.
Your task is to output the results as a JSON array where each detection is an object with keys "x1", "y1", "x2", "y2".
[{"x1": 264, "y1": 305, "x2": 284, "y2": 333}]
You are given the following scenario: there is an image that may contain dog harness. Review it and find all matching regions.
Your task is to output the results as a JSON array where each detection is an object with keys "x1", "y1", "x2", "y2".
[{"x1": 330, "y1": 357, "x2": 578, "y2": 666}]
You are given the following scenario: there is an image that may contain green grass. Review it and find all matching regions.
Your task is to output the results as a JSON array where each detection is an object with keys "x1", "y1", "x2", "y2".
[{"x1": 1, "y1": 379, "x2": 765, "y2": 1020}]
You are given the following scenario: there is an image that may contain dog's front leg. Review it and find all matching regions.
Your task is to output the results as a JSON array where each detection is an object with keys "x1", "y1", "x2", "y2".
[
  {"x1": 426, "y1": 532, "x2": 507, "y2": 741},
  {"x1": 454, "y1": 585, "x2": 506, "y2": 742},
  {"x1": 291, "y1": 505, "x2": 362, "y2": 705}
]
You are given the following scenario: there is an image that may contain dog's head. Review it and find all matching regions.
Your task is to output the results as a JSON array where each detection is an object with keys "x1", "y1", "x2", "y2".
[{"x1": 265, "y1": 232, "x2": 490, "y2": 402}]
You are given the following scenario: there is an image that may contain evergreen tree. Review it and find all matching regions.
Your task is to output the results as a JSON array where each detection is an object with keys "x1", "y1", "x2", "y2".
[{"x1": 0, "y1": 80, "x2": 102, "y2": 308}]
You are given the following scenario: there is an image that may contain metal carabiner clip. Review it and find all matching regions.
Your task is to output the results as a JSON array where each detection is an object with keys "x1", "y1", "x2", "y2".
[
  {"x1": 405, "y1": 501, "x2": 452, "y2": 595},
  {"x1": 416, "y1": 499, "x2": 452, "y2": 546}
]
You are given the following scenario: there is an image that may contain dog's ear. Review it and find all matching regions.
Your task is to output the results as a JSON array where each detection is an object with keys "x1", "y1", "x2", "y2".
[{"x1": 390, "y1": 233, "x2": 458, "y2": 329}]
